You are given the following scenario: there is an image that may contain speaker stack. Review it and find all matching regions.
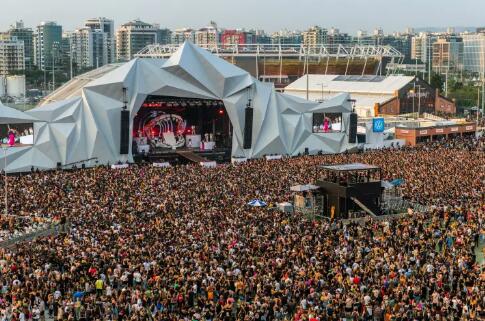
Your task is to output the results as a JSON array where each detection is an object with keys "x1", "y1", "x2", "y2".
[
  {"x1": 348, "y1": 112, "x2": 358, "y2": 144},
  {"x1": 120, "y1": 110, "x2": 130, "y2": 155},
  {"x1": 243, "y1": 107, "x2": 253, "y2": 149}
]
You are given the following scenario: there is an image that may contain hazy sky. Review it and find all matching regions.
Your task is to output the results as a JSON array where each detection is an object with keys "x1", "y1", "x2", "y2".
[{"x1": 0, "y1": 0, "x2": 483, "y2": 33}]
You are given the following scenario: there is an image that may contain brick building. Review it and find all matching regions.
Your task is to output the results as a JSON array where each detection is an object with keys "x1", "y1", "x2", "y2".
[{"x1": 395, "y1": 121, "x2": 476, "y2": 146}]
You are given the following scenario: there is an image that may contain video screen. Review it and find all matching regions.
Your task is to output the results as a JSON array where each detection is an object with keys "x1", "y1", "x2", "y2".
[
  {"x1": 0, "y1": 123, "x2": 34, "y2": 146},
  {"x1": 312, "y1": 113, "x2": 343, "y2": 133}
]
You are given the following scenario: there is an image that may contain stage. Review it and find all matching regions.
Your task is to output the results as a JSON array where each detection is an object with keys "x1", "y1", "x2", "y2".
[
  {"x1": 133, "y1": 146, "x2": 232, "y2": 165},
  {"x1": 132, "y1": 95, "x2": 232, "y2": 164}
]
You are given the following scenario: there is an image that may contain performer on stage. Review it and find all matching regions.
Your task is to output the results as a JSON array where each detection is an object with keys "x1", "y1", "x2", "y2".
[
  {"x1": 8, "y1": 127, "x2": 16, "y2": 147},
  {"x1": 323, "y1": 117, "x2": 329, "y2": 133}
]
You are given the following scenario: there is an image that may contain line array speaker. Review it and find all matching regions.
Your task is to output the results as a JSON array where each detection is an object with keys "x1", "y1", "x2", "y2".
[
  {"x1": 243, "y1": 107, "x2": 253, "y2": 149},
  {"x1": 348, "y1": 112, "x2": 358, "y2": 144},
  {"x1": 120, "y1": 110, "x2": 130, "y2": 155}
]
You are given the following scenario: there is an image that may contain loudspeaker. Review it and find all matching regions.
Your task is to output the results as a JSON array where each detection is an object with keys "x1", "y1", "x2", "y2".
[
  {"x1": 56, "y1": 162, "x2": 61, "y2": 170},
  {"x1": 348, "y1": 112, "x2": 358, "y2": 144},
  {"x1": 243, "y1": 107, "x2": 253, "y2": 149},
  {"x1": 120, "y1": 110, "x2": 130, "y2": 155},
  {"x1": 304, "y1": 147, "x2": 309, "y2": 155}
]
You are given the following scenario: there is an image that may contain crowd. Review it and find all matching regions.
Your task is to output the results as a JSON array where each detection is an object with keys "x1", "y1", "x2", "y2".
[{"x1": 0, "y1": 136, "x2": 483, "y2": 320}]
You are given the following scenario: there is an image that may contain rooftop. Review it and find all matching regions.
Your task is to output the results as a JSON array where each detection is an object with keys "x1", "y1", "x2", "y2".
[{"x1": 285, "y1": 74, "x2": 415, "y2": 95}]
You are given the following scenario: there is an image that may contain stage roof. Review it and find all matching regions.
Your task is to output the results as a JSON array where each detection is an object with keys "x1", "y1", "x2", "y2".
[{"x1": 320, "y1": 163, "x2": 380, "y2": 171}]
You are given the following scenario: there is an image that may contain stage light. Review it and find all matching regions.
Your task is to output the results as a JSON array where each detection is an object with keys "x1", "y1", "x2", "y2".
[{"x1": 218, "y1": 109, "x2": 224, "y2": 115}]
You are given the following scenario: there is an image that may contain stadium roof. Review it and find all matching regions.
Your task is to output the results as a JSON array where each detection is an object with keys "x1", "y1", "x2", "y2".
[
  {"x1": 285, "y1": 74, "x2": 415, "y2": 95},
  {"x1": 39, "y1": 63, "x2": 125, "y2": 106}
]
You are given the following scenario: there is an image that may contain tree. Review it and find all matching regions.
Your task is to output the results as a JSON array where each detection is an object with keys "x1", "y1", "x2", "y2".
[{"x1": 430, "y1": 73, "x2": 444, "y2": 92}]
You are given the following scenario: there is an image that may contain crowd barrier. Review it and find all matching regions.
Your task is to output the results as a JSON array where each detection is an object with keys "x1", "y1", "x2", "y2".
[{"x1": 0, "y1": 222, "x2": 71, "y2": 250}]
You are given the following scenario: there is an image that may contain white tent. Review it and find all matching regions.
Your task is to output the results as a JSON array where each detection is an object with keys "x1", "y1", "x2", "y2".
[
  {"x1": 0, "y1": 102, "x2": 39, "y2": 124},
  {"x1": 0, "y1": 42, "x2": 356, "y2": 173},
  {"x1": 290, "y1": 184, "x2": 320, "y2": 192},
  {"x1": 248, "y1": 199, "x2": 267, "y2": 207}
]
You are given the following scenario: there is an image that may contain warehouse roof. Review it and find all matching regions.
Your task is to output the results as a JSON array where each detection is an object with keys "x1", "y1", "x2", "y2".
[{"x1": 285, "y1": 74, "x2": 415, "y2": 95}]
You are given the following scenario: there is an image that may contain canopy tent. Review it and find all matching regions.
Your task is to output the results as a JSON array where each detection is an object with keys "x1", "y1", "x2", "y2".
[
  {"x1": 277, "y1": 202, "x2": 294, "y2": 213},
  {"x1": 290, "y1": 184, "x2": 320, "y2": 192},
  {"x1": 247, "y1": 199, "x2": 267, "y2": 207},
  {"x1": 381, "y1": 180, "x2": 394, "y2": 190},
  {"x1": 0, "y1": 102, "x2": 39, "y2": 124},
  {"x1": 390, "y1": 178, "x2": 405, "y2": 186}
]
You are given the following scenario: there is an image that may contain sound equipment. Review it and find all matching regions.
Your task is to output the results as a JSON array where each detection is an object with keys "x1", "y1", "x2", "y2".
[
  {"x1": 304, "y1": 147, "x2": 309, "y2": 155},
  {"x1": 348, "y1": 113, "x2": 358, "y2": 144},
  {"x1": 56, "y1": 162, "x2": 61, "y2": 170},
  {"x1": 243, "y1": 107, "x2": 253, "y2": 149},
  {"x1": 120, "y1": 110, "x2": 130, "y2": 155}
]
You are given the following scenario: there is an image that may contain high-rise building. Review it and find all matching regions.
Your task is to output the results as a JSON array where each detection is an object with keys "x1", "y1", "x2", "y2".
[
  {"x1": 157, "y1": 28, "x2": 172, "y2": 45},
  {"x1": 221, "y1": 29, "x2": 256, "y2": 47},
  {"x1": 85, "y1": 17, "x2": 115, "y2": 64},
  {"x1": 411, "y1": 33, "x2": 434, "y2": 63},
  {"x1": 302, "y1": 26, "x2": 327, "y2": 46},
  {"x1": 373, "y1": 28, "x2": 384, "y2": 37},
  {"x1": 195, "y1": 23, "x2": 219, "y2": 48},
  {"x1": 446, "y1": 27, "x2": 456, "y2": 35},
  {"x1": 34, "y1": 21, "x2": 62, "y2": 71},
  {"x1": 171, "y1": 28, "x2": 196, "y2": 45},
  {"x1": 327, "y1": 28, "x2": 351, "y2": 46},
  {"x1": 463, "y1": 33, "x2": 485, "y2": 76},
  {"x1": 355, "y1": 30, "x2": 374, "y2": 45},
  {"x1": 432, "y1": 36, "x2": 464, "y2": 75},
  {"x1": 372, "y1": 28, "x2": 385, "y2": 45},
  {"x1": 70, "y1": 27, "x2": 109, "y2": 70},
  {"x1": 383, "y1": 35, "x2": 412, "y2": 63},
  {"x1": 116, "y1": 20, "x2": 159, "y2": 61},
  {"x1": 0, "y1": 40, "x2": 25, "y2": 75},
  {"x1": 8, "y1": 21, "x2": 34, "y2": 70},
  {"x1": 405, "y1": 27, "x2": 415, "y2": 35},
  {"x1": 356, "y1": 30, "x2": 368, "y2": 38},
  {"x1": 271, "y1": 30, "x2": 302, "y2": 48},
  {"x1": 255, "y1": 30, "x2": 271, "y2": 45},
  {"x1": 61, "y1": 32, "x2": 72, "y2": 58}
]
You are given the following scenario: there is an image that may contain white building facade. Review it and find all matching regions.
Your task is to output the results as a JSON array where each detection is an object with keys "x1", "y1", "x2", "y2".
[
  {"x1": 71, "y1": 28, "x2": 109, "y2": 70},
  {"x1": 85, "y1": 17, "x2": 115, "y2": 64},
  {"x1": 463, "y1": 33, "x2": 485, "y2": 76},
  {"x1": 115, "y1": 20, "x2": 159, "y2": 61},
  {"x1": 0, "y1": 40, "x2": 25, "y2": 75}
]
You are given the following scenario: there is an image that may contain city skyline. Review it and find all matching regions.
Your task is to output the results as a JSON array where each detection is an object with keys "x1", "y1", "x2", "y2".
[{"x1": 0, "y1": 0, "x2": 484, "y2": 33}]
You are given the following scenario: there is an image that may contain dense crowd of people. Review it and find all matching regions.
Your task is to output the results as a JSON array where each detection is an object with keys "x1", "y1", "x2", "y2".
[{"x1": 0, "y1": 136, "x2": 483, "y2": 320}]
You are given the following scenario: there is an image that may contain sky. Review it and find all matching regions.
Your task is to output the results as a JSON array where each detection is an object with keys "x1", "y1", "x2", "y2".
[{"x1": 0, "y1": 0, "x2": 483, "y2": 34}]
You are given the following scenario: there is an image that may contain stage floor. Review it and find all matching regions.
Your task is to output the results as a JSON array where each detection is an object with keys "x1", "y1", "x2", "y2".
[{"x1": 134, "y1": 146, "x2": 232, "y2": 164}]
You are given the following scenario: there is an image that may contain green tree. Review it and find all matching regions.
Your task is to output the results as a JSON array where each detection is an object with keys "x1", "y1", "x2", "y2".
[{"x1": 430, "y1": 73, "x2": 444, "y2": 91}]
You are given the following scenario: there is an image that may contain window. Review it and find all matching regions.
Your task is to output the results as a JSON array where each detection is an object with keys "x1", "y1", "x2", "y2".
[{"x1": 312, "y1": 113, "x2": 343, "y2": 133}]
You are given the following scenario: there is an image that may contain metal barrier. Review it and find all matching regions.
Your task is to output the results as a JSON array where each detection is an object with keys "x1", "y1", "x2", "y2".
[{"x1": 0, "y1": 222, "x2": 71, "y2": 250}]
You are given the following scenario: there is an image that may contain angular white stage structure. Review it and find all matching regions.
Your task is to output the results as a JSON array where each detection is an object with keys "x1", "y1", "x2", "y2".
[{"x1": 0, "y1": 42, "x2": 356, "y2": 172}]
